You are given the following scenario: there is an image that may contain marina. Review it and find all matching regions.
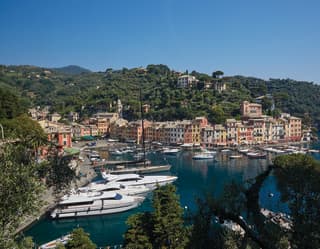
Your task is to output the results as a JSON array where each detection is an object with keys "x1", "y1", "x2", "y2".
[
  {"x1": 23, "y1": 139, "x2": 320, "y2": 247},
  {"x1": 22, "y1": 147, "x2": 286, "y2": 247}
]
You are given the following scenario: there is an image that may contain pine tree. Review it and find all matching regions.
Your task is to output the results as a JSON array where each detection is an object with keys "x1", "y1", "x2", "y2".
[
  {"x1": 65, "y1": 228, "x2": 96, "y2": 249},
  {"x1": 123, "y1": 212, "x2": 153, "y2": 249},
  {"x1": 152, "y1": 184, "x2": 188, "y2": 249},
  {"x1": 124, "y1": 184, "x2": 189, "y2": 249}
]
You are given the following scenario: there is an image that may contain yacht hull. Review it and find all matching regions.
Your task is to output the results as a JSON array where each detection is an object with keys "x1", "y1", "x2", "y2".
[{"x1": 51, "y1": 202, "x2": 140, "y2": 219}]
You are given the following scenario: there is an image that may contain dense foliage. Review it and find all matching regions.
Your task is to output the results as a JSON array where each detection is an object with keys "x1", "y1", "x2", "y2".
[
  {"x1": 274, "y1": 154, "x2": 320, "y2": 249},
  {"x1": 55, "y1": 228, "x2": 96, "y2": 249},
  {"x1": 124, "y1": 184, "x2": 189, "y2": 249},
  {"x1": 1, "y1": 64, "x2": 320, "y2": 125},
  {"x1": 0, "y1": 86, "x2": 76, "y2": 247},
  {"x1": 0, "y1": 144, "x2": 43, "y2": 249}
]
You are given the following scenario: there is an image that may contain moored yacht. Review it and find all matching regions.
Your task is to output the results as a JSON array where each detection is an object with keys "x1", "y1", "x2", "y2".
[
  {"x1": 39, "y1": 234, "x2": 70, "y2": 249},
  {"x1": 192, "y1": 153, "x2": 215, "y2": 160},
  {"x1": 246, "y1": 151, "x2": 267, "y2": 159},
  {"x1": 78, "y1": 181, "x2": 152, "y2": 197},
  {"x1": 101, "y1": 172, "x2": 178, "y2": 188},
  {"x1": 229, "y1": 154, "x2": 243, "y2": 159},
  {"x1": 51, "y1": 191, "x2": 144, "y2": 219},
  {"x1": 180, "y1": 143, "x2": 194, "y2": 150},
  {"x1": 162, "y1": 148, "x2": 180, "y2": 155}
]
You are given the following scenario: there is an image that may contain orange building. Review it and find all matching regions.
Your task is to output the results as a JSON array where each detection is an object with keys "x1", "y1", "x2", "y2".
[
  {"x1": 47, "y1": 131, "x2": 72, "y2": 148},
  {"x1": 288, "y1": 116, "x2": 302, "y2": 141},
  {"x1": 126, "y1": 120, "x2": 151, "y2": 144},
  {"x1": 237, "y1": 124, "x2": 254, "y2": 145}
]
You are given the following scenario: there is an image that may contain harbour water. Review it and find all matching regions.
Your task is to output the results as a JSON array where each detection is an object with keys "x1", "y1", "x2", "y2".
[{"x1": 24, "y1": 145, "x2": 320, "y2": 248}]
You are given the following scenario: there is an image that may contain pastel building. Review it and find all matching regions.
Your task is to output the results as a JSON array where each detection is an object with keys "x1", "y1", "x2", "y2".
[
  {"x1": 38, "y1": 120, "x2": 72, "y2": 148},
  {"x1": 109, "y1": 118, "x2": 129, "y2": 141},
  {"x1": 226, "y1": 119, "x2": 240, "y2": 145},
  {"x1": 125, "y1": 120, "x2": 151, "y2": 144},
  {"x1": 177, "y1": 75, "x2": 199, "y2": 88},
  {"x1": 72, "y1": 124, "x2": 91, "y2": 138},
  {"x1": 237, "y1": 123, "x2": 254, "y2": 145},
  {"x1": 48, "y1": 112, "x2": 62, "y2": 122},
  {"x1": 213, "y1": 124, "x2": 227, "y2": 146},
  {"x1": 240, "y1": 101, "x2": 262, "y2": 118},
  {"x1": 288, "y1": 116, "x2": 302, "y2": 141},
  {"x1": 201, "y1": 125, "x2": 215, "y2": 148},
  {"x1": 248, "y1": 118, "x2": 265, "y2": 143}
]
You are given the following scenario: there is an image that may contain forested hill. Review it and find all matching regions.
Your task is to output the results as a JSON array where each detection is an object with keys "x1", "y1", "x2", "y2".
[
  {"x1": 0, "y1": 64, "x2": 319, "y2": 126},
  {"x1": 52, "y1": 65, "x2": 91, "y2": 75}
]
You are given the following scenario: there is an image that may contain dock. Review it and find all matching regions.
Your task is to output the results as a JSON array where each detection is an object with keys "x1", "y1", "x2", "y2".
[
  {"x1": 107, "y1": 164, "x2": 171, "y2": 174},
  {"x1": 91, "y1": 159, "x2": 148, "y2": 167}
]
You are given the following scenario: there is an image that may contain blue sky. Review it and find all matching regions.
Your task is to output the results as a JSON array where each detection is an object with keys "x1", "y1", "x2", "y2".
[{"x1": 0, "y1": 0, "x2": 320, "y2": 82}]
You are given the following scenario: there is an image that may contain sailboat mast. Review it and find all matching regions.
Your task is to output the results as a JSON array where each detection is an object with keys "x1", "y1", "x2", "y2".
[{"x1": 139, "y1": 86, "x2": 146, "y2": 166}]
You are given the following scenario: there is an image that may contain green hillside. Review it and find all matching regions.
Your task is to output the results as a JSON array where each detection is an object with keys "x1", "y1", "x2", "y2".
[
  {"x1": 0, "y1": 64, "x2": 319, "y2": 126},
  {"x1": 52, "y1": 65, "x2": 91, "y2": 75}
]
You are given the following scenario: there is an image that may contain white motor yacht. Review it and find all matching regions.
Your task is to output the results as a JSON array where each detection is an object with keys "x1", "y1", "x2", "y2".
[
  {"x1": 101, "y1": 172, "x2": 178, "y2": 189},
  {"x1": 51, "y1": 191, "x2": 144, "y2": 219},
  {"x1": 77, "y1": 181, "x2": 152, "y2": 197}
]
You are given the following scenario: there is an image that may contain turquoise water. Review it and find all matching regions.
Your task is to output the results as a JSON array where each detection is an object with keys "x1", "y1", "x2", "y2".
[{"x1": 24, "y1": 146, "x2": 318, "y2": 248}]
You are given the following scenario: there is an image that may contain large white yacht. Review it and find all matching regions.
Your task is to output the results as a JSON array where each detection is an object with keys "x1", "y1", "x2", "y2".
[
  {"x1": 77, "y1": 181, "x2": 152, "y2": 196},
  {"x1": 101, "y1": 172, "x2": 178, "y2": 188},
  {"x1": 51, "y1": 191, "x2": 144, "y2": 219}
]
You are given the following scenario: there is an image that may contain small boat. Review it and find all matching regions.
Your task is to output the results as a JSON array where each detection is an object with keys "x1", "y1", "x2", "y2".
[
  {"x1": 162, "y1": 148, "x2": 180, "y2": 155},
  {"x1": 180, "y1": 143, "x2": 194, "y2": 150},
  {"x1": 201, "y1": 149, "x2": 217, "y2": 155},
  {"x1": 246, "y1": 152, "x2": 267, "y2": 159},
  {"x1": 221, "y1": 149, "x2": 231, "y2": 153},
  {"x1": 229, "y1": 155, "x2": 242, "y2": 159},
  {"x1": 89, "y1": 153, "x2": 100, "y2": 162},
  {"x1": 51, "y1": 191, "x2": 144, "y2": 219},
  {"x1": 308, "y1": 149, "x2": 319, "y2": 153},
  {"x1": 133, "y1": 152, "x2": 145, "y2": 159},
  {"x1": 192, "y1": 153, "x2": 215, "y2": 160},
  {"x1": 110, "y1": 150, "x2": 123, "y2": 155},
  {"x1": 39, "y1": 234, "x2": 70, "y2": 249},
  {"x1": 238, "y1": 148, "x2": 249, "y2": 153}
]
